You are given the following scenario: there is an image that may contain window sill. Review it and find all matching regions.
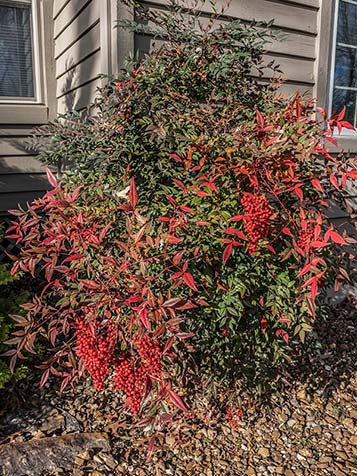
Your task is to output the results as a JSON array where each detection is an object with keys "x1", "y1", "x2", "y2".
[
  {"x1": 331, "y1": 136, "x2": 357, "y2": 154},
  {"x1": 0, "y1": 103, "x2": 48, "y2": 125}
]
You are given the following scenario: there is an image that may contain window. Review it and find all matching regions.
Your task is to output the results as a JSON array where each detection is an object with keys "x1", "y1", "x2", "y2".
[
  {"x1": 330, "y1": 0, "x2": 357, "y2": 130},
  {"x1": 0, "y1": 0, "x2": 38, "y2": 101}
]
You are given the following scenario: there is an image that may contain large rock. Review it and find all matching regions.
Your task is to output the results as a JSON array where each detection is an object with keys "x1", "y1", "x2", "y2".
[{"x1": 0, "y1": 432, "x2": 110, "y2": 476}]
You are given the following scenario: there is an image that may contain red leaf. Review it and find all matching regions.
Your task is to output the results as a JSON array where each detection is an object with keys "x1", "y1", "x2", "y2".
[
  {"x1": 62, "y1": 254, "x2": 84, "y2": 263},
  {"x1": 311, "y1": 280, "x2": 318, "y2": 301},
  {"x1": 183, "y1": 273, "x2": 198, "y2": 291},
  {"x1": 167, "y1": 387, "x2": 188, "y2": 412},
  {"x1": 40, "y1": 369, "x2": 50, "y2": 388},
  {"x1": 310, "y1": 241, "x2": 329, "y2": 248},
  {"x1": 276, "y1": 329, "x2": 289, "y2": 344},
  {"x1": 337, "y1": 106, "x2": 346, "y2": 121},
  {"x1": 340, "y1": 120, "x2": 355, "y2": 130},
  {"x1": 256, "y1": 109, "x2": 264, "y2": 127},
  {"x1": 223, "y1": 227, "x2": 238, "y2": 235},
  {"x1": 230, "y1": 215, "x2": 244, "y2": 222},
  {"x1": 175, "y1": 300, "x2": 198, "y2": 310},
  {"x1": 166, "y1": 235, "x2": 182, "y2": 244},
  {"x1": 99, "y1": 223, "x2": 112, "y2": 242},
  {"x1": 169, "y1": 153, "x2": 183, "y2": 162},
  {"x1": 129, "y1": 178, "x2": 138, "y2": 208},
  {"x1": 330, "y1": 174, "x2": 339, "y2": 190},
  {"x1": 163, "y1": 297, "x2": 183, "y2": 308},
  {"x1": 282, "y1": 227, "x2": 293, "y2": 237},
  {"x1": 328, "y1": 231, "x2": 347, "y2": 245},
  {"x1": 139, "y1": 308, "x2": 150, "y2": 330},
  {"x1": 146, "y1": 435, "x2": 156, "y2": 462},
  {"x1": 325, "y1": 136, "x2": 338, "y2": 146},
  {"x1": 223, "y1": 243, "x2": 233, "y2": 265},
  {"x1": 172, "y1": 251, "x2": 184, "y2": 265},
  {"x1": 46, "y1": 167, "x2": 58, "y2": 188},
  {"x1": 311, "y1": 178, "x2": 324, "y2": 193},
  {"x1": 295, "y1": 186, "x2": 303, "y2": 200},
  {"x1": 347, "y1": 170, "x2": 357, "y2": 179},
  {"x1": 163, "y1": 336, "x2": 175, "y2": 354},
  {"x1": 172, "y1": 179, "x2": 186, "y2": 190},
  {"x1": 81, "y1": 279, "x2": 101, "y2": 290},
  {"x1": 179, "y1": 205, "x2": 194, "y2": 214}
]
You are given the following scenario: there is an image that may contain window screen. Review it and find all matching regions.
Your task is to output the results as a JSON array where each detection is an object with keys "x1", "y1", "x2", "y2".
[
  {"x1": 331, "y1": 0, "x2": 357, "y2": 127},
  {"x1": 0, "y1": 1, "x2": 34, "y2": 98}
]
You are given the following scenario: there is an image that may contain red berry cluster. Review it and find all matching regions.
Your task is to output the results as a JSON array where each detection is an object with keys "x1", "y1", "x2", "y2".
[
  {"x1": 75, "y1": 319, "x2": 116, "y2": 391},
  {"x1": 297, "y1": 225, "x2": 314, "y2": 252},
  {"x1": 113, "y1": 358, "x2": 145, "y2": 414},
  {"x1": 241, "y1": 192, "x2": 272, "y2": 255},
  {"x1": 136, "y1": 335, "x2": 162, "y2": 377},
  {"x1": 113, "y1": 336, "x2": 162, "y2": 414}
]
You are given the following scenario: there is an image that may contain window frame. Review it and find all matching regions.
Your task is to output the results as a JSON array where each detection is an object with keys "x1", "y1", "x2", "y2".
[
  {"x1": 0, "y1": 0, "x2": 42, "y2": 104},
  {"x1": 0, "y1": 0, "x2": 56, "y2": 124},
  {"x1": 328, "y1": 0, "x2": 357, "y2": 137}
]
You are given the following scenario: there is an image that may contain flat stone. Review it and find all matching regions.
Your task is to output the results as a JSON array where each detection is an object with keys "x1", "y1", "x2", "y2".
[
  {"x1": 0, "y1": 433, "x2": 110, "y2": 476},
  {"x1": 257, "y1": 447, "x2": 270, "y2": 458},
  {"x1": 335, "y1": 451, "x2": 348, "y2": 461}
]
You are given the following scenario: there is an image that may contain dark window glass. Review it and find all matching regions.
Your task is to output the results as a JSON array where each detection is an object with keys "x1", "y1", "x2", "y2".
[
  {"x1": 0, "y1": 2, "x2": 34, "y2": 98},
  {"x1": 334, "y1": 46, "x2": 357, "y2": 88},
  {"x1": 337, "y1": 0, "x2": 357, "y2": 45}
]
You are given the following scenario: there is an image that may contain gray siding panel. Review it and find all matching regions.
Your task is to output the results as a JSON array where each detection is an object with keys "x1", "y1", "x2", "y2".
[
  {"x1": 136, "y1": 0, "x2": 318, "y2": 90},
  {"x1": 140, "y1": 0, "x2": 318, "y2": 34},
  {"x1": 56, "y1": 22, "x2": 101, "y2": 78},
  {"x1": 0, "y1": 129, "x2": 48, "y2": 212},
  {"x1": 54, "y1": 0, "x2": 102, "y2": 113}
]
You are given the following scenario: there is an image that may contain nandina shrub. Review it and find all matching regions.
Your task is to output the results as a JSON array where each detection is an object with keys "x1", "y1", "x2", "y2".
[{"x1": 5, "y1": 1, "x2": 357, "y2": 425}]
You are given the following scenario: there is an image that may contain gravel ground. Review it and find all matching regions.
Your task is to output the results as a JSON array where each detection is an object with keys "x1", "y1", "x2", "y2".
[{"x1": 0, "y1": 299, "x2": 356, "y2": 476}]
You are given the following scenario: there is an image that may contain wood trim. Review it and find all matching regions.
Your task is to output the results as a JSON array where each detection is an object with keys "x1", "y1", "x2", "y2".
[
  {"x1": 114, "y1": 1, "x2": 135, "y2": 74},
  {"x1": 0, "y1": 104, "x2": 48, "y2": 124},
  {"x1": 40, "y1": 0, "x2": 56, "y2": 119},
  {"x1": 327, "y1": 136, "x2": 357, "y2": 153},
  {"x1": 315, "y1": 0, "x2": 357, "y2": 152},
  {"x1": 315, "y1": 0, "x2": 335, "y2": 108},
  {"x1": 100, "y1": 0, "x2": 112, "y2": 81},
  {"x1": 0, "y1": 0, "x2": 55, "y2": 123}
]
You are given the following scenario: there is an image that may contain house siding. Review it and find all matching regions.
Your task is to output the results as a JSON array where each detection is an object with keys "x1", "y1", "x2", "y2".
[
  {"x1": 135, "y1": 0, "x2": 319, "y2": 98},
  {"x1": 54, "y1": 0, "x2": 103, "y2": 114}
]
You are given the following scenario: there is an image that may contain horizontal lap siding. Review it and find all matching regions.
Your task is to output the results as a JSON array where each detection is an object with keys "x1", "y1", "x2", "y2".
[
  {"x1": 0, "y1": 126, "x2": 48, "y2": 213},
  {"x1": 135, "y1": 0, "x2": 319, "y2": 98},
  {"x1": 54, "y1": 0, "x2": 102, "y2": 115}
]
